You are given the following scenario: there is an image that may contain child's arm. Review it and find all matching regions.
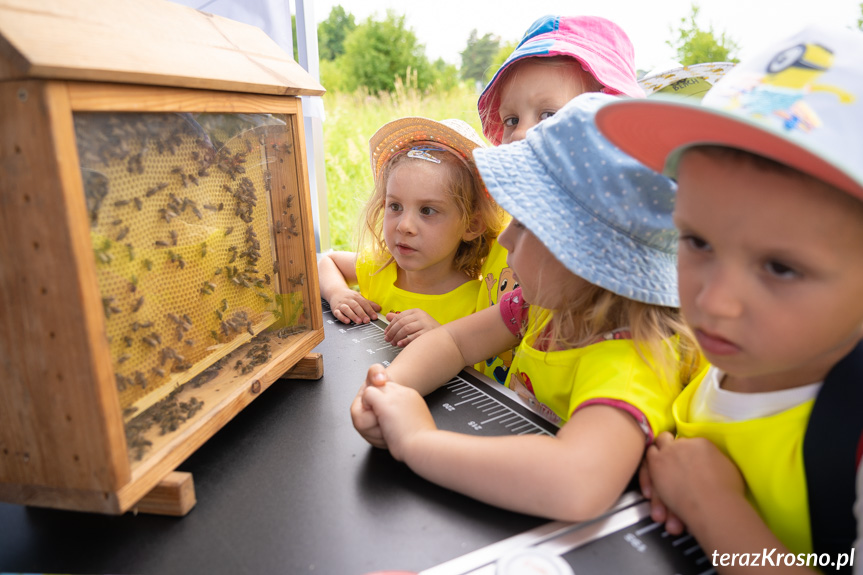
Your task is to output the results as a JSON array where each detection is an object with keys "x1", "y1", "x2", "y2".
[
  {"x1": 385, "y1": 304, "x2": 518, "y2": 395},
  {"x1": 350, "y1": 305, "x2": 518, "y2": 446},
  {"x1": 383, "y1": 309, "x2": 440, "y2": 347},
  {"x1": 646, "y1": 433, "x2": 816, "y2": 574},
  {"x1": 362, "y1": 381, "x2": 646, "y2": 521},
  {"x1": 318, "y1": 251, "x2": 381, "y2": 324}
]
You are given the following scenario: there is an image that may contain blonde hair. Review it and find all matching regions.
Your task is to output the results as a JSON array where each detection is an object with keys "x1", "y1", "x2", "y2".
[
  {"x1": 359, "y1": 146, "x2": 506, "y2": 278},
  {"x1": 480, "y1": 56, "x2": 605, "y2": 138},
  {"x1": 532, "y1": 281, "x2": 700, "y2": 390}
]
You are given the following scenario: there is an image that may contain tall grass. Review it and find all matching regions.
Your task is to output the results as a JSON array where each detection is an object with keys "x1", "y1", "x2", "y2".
[{"x1": 321, "y1": 74, "x2": 483, "y2": 251}]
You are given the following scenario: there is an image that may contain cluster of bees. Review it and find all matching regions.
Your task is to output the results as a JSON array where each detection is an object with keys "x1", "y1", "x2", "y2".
[{"x1": 74, "y1": 112, "x2": 309, "y2": 454}]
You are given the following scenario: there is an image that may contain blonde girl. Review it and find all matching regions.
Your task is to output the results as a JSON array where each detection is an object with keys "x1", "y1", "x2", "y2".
[
  {"x1": 474, "y1": 14, "x2": 645, "y2": 384},
  {"x1": 318, "y1": 118, "x2": 505, "y2": 346},
  {"x1": 350, "y1": 94, "x2": 698, "y2": 521}
]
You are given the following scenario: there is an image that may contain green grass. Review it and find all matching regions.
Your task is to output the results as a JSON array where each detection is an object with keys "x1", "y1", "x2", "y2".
[{"x1": 321, "y1": 78, "x2": 483, "y2": 251}]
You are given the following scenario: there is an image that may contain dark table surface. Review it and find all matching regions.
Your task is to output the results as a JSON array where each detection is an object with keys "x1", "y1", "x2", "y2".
[{"x1": 0, "y1": 309, "x2": 550, "y2": 575}]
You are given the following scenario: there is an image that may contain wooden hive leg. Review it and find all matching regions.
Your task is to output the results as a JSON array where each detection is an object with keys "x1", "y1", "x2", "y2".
[
  {"x1": 281, "y1": 353, "x2": 323, "y2": 380},
  {"x1": 131, "y1": 471, "x2": 196, "y2": 517}
]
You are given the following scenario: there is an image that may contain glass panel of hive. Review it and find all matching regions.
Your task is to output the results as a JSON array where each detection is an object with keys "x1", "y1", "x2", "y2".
[{"x1": 74, "y1": 112, "x2": 301, "y2": 426}]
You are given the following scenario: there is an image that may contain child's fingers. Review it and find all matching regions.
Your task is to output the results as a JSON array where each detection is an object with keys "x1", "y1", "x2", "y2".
[
  {"x1": 366, "y1": 364, "x2": 388, "y2": 388},
  {"x1": 638, "y1": 458, "x2": 653, "y2": 499}
]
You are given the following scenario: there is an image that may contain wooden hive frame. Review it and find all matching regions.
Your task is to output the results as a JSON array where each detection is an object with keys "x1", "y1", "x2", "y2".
[{"x1": 0, "y1": 0, "x2": 326, "y2": 515}]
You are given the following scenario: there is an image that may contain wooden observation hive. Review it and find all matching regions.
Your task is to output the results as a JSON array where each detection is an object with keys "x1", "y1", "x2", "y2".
[{"x1": 0, "y1": 0, "x2": 326, "y2": 515}]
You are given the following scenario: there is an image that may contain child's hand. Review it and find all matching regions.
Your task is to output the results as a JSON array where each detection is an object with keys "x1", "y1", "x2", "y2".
[
  {"x1": 361, "y1": 378, "x2": 436, "y2": 462},
  {"x1": 329, "y1": 290, "x2": 381, "y2": 325},
  {"x1": 349, "y1": 364, "x2": 389, "y2": 449},
  {"x1": 646, "y1": 432, "x2": 745, "y2": 531},
  {"x1": 383, "y1": 309, "x2": 440, "y2": 347},
  {"x1": 638, "y1": 453, "x2": 686, "y2": 535}
]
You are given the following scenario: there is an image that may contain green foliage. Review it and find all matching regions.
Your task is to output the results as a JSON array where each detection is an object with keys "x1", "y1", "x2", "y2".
[
  {"x1": 667, "y1": 3, "x2": 739, "y2": 65},
  {"x1": 338, "y1": 10, "x2": 435, "y2": 94},
  {"x1": 318, "y1": 5, "x2": 356, "y2": 61},
  {"x1": 460, "y1": 30, "x2": 500, "y2": 84},
  {"x1": 858, "y1": 2, "x2": 863, "y2": 30},
  {"x1": 321, "y1": 82, "x2": 481, "y2": 251},
  {"x1": 486, "y1": 41, "x2": 519, "y2": 85}
]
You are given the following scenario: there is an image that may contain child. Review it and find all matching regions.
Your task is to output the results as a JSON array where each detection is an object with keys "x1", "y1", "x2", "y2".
[
  {"x1": 474, "y1": 14, "x2": 644, "y2": 384},
  {"x1": 596, "y1": 25, "x2": 863, "y2": 570},
  {"x1": 350, "y1": 94, "x2": 698, "y2": 522},
  {"x1": 318, "y1": 117, "x2": 504, "y2": 347}
]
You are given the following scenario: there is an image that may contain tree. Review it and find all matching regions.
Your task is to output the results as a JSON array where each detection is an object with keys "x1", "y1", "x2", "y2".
[
  {"x1": 460, "y1": 30, "x2": 500, "y2": 85},
  {"x1": 318, "y1": 5, "x2": 356, "y2": 61},
  {"x1": 857, "y1": 2, "x2": 863, "y2": 30},
  {"x1": 667, "y1": 3, "x2": 739, "y2": 65},
  {"x1": 487, "y1": 41, "x2": 519, "y2": 84},
  {"x1": 338, "y1": 10, "x2": 434, "y2": 93}
]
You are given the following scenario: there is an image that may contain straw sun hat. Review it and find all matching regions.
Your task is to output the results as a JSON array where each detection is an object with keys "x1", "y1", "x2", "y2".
[{"x1": 368, "y1": 117, "x2": 486, "y2": 180}]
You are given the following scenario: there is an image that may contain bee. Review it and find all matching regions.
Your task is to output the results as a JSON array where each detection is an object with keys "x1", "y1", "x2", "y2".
[
  {"x1": 133, "y1": 197, "x2": 143, "y2": 211},
  {"x1": 151, "y1": 332, "x2": 162, "y2": 345},
  {"x1": 189, "y1": 174, "x2": 199, "y2": 186},
  {"x1": 126, "y1": 243, "x2": 135, "y2": 262},
  {"x1": 132, "y1": 296, "x2": 144, "y2": 313},
  {"x1": 191, "y1": 206, "x2": 203, "y2": 220},
  {"x1": 134, "y1": 370, "x2": 147, "y2": 389},
  {"x1": 155, "y1": 240, "x2": 169, "y2": 248},
  {"x1": 185, "y1": 339, "x2": 195, "y2": 347},
  {"x1": 123, "y1": 406, "x2": 139, "y2": 417},
  {"x1": 286, "y1": 194, "x2": 294, "y2": 209},
  {"x1": 275, "y1": 220, "x2": 284, "y2": 234},
  {"x1": 224, "y1": 226, "x2": 234, "y2": 237},
  {"x1": 289, "y1": 273, "x2": 306, "y2": 287},
  {"x1": 170, "y1": 229, "x2": 178, "y2": 246},
  {"x1": 176, "y1": 326, "x2": 184, "y2": 342},
  {"x1": 97, "y1": 251, "x2": 113, "y2": 264},
  {"x1": 143, "y1": 259, "x2": 153, "y2": 271},
  {"x1": 272, "y1": 261, "x2": 279, "y2": 274},
  {"x1": 203, "y1": 204, "x2": 218, "y2": 212},
  {"x1": 182, "y1": 314, "x2": 192, "y2": 326},
  {"x1": 123, "y1": 335, "x2": 134, "y2": 347},
  {"x1": 221, "y1": 299, "x2": 228, "y2": 311},
  {"x1": 179, "y1": 173, "x2": 188, "y2": 188},
  {"x1": 201, "y1": 243, "x2": 208, "y2": 258},
  {"x1": 142, "y1": 335, "x2": 158, "y2": 347},
  {"x1": 117, "y1": 354, "x2": 130, "y2": 364},
  {"x1": 151, "y1": 367, "x2": 166, "y2": 377},
  {"x1": 210, "y1": 330, "x2": 220, "y2": 342},
  {"x1": 257, "y1": 292, "x2": 273, "y2": 303},
  {"x1": 215, "y1": 309, "x2": 223, "y2": 321},
  {"x1": 264, "y1": 274, "x2": 271, "y2": 285},
  {"x1": 113, "y1": 199, "x2": 131, "y2": 208},
  {"x1": 111, "y1": 219, "x2": 123, "y2": 226}
]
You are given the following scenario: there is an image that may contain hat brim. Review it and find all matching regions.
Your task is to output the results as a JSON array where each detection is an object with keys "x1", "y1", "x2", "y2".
[
  {"x1": 369, "y1": 117, "x2": 486, "y2": 179},
  {"x1": 596, "y1": 96, "x2": 863, "y2": 199},
  {"x1": 473, "y1": 141, "x2": 679, "y2": 307}
]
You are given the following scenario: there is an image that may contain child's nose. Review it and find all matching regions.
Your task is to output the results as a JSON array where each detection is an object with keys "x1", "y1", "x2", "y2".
[
  {"x1": 695, "y1": 267, "x2": 744, "y2": 318},
  {"x1": 396, "y1": 213, "x2": 416, "y2": 235}
]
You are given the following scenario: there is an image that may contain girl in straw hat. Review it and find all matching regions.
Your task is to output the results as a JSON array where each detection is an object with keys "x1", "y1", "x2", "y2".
[
  {"x1": 350, "y1": 94, "x2": 699, "y2": 521},
  {"x1": 318, "y1": 117, "x2": 505, "y2": 347}
]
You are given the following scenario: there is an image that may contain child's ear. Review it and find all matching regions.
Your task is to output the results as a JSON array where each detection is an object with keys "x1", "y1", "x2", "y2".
[{"x1": 462, "y1": 215, "x2": 486, "y2": 242}]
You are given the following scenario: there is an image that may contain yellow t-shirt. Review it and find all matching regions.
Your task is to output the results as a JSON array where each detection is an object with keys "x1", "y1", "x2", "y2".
[
  {"x1": 355, "y1": 254, "x2": 481, "y2": 325},
  {"x1": 503, "y1": 307, "x2": 682, "y2": 437},
  {"x1": 474, "y1": 240, "x2": 517, "y2": 382},
  {"x1": 674, "y1": 368, "x2": 813, "y2": 554}
]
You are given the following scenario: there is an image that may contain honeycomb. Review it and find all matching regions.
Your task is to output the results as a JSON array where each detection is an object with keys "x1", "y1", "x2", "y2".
[{"x1": 74, "y1": 112, "x2": 303, "y2": 414}]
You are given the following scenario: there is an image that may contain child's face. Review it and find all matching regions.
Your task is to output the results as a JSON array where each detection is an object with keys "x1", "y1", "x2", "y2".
[
  {"x1": 498, "y1": 59, "x2": 590, "y2": 145},
  {"x1": 674, "y1": 150, "x2": 863, "y2": 389},
  {"x1": 383, "y1": 160, "x2": 474, "y2": 278},
  {"x1": 498, "y1": 219, "x2": 586, "y2": 308}
]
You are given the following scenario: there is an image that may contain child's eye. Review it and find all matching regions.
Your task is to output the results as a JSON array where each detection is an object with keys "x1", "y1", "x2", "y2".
[
  {"x1": 764, "y1": 260, "x2": 800, "y2": 279},
  {"x1": 388, "y1": 202, "x2": 402, "y2": 212},
  {"x1": 681, "y1": 234, "x2": 711, "y2": 252},
  {"x1": 419, "y1": 206, "x2": 437, "y2": 216},
  {"x1": 539, "y1": 111, "x2": 556, "y2": 121},
  {"x1": 502, "y1": 116, "x2": 519, "y2": 128}
]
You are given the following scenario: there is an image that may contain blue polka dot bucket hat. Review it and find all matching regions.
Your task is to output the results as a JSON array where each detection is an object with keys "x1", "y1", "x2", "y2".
[{"x1": 472, "y1": 93, "x2": 679, "y2": 307}]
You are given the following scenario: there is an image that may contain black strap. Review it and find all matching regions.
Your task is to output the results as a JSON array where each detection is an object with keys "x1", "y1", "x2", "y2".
[{"x1": 804, "y1": 340, "x2": 863, "y2": 571}]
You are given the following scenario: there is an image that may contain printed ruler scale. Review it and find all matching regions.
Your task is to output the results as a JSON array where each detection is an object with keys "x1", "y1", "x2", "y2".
[
  {"x1": 321, "y1": 299, "x2": 559, "y2": 437},
  {"x1": 322, "y1": 300, "x2": 713, "y2": 575}
]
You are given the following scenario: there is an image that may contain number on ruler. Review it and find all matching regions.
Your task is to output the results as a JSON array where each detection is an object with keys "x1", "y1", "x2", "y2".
[
  {"x1": 442, "y1": 403, "x2": 455, "y2": 412},
  {"x1": 468, "y1": 421, "x2": 482, "y2": 431}
]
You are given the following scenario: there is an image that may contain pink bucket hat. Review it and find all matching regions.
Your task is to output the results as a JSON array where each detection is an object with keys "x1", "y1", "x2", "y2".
[{"x1": 478, "y1": 15, "x2": 645, "y2": 145}]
